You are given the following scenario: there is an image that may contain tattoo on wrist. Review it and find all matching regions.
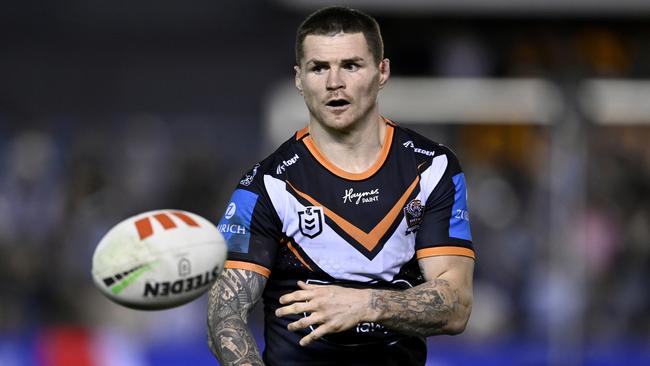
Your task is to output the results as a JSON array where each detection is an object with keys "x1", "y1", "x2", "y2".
[{"x1": 369, "y1": 279, "x2": 459, "y2": 336}]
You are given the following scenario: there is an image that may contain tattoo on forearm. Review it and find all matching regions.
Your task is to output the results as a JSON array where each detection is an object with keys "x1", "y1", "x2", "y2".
[
  {"x1": 369, "y1": 279, "x2": 462, "y2": 336},
  {"x1": 207, "y1": 269, "x2": 266, "y2": 366}
]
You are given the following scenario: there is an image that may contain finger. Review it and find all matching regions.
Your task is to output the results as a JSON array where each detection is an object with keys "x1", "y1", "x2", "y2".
[
  {"x1": 279, "y1": 289, "x2": 312, "y2": 305},
  {"x1": 299, "y1": 323, "x2": 331, "y2": 347},
  {"x1": 297, "y1": 281, "x2": 319, "y2": 290},
  {"x1": 275, "y1": 301, "x2": 314, "y2": 318},
  {"x1": 287, "y1": 313, "x2": 323, "y2": 332}
]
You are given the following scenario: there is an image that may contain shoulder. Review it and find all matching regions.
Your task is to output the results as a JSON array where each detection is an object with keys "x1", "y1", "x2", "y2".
[
  {"x1": 390, "y1": 122, "x2": 463, "y2": 172},
  {"x1": 236, "y1": 130, "x2": 305, "y2": 190}
]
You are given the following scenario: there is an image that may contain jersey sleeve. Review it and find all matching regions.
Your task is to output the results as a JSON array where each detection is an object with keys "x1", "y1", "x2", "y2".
[
  {"x1": 217, "y1": 163, "x2": 282, "y2": 277},
  {"x1": 414, "y1": 148, "x2": 475, "y2": 260}
]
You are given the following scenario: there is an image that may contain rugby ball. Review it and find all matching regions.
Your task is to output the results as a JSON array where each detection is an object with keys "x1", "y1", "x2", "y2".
[{"x1": 91, "y1": 209, "x2": 227, "y2": 310}]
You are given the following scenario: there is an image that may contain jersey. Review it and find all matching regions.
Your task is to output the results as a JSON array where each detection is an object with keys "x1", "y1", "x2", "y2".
[{"x1": 217, "y1": 118, "x2": 474, "y2": 366}]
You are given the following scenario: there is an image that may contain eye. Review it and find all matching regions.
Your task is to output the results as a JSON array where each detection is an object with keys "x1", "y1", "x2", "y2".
[
  {"x1": 311, "y1": 64, "x2": 327, "y2": 73},
  {"x1": 343, "y1": 63, "x2": 360, "y2": 71}
]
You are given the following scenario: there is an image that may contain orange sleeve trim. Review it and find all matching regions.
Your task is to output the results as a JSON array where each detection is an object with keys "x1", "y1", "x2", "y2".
[
  {"x1": 224, "y1": 260, "x2": 271, "y2": 278},
  {"x1": 416, "y1": 247, "x2": 475, "y2": 260}
]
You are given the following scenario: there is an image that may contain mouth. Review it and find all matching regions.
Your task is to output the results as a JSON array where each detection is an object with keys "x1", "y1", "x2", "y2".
[{"x1": 325, "y1": 99, "x2": 351, "y2": 112}]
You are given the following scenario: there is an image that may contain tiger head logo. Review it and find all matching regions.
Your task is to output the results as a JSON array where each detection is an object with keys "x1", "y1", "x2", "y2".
[{"x1": 404, "y1": 199, "x2": 423, "y2": 235}]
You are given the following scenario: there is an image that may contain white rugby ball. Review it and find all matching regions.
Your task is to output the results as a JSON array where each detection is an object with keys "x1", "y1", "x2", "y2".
[{"x1": 91, "y1": 209, "x2": 227, "y2": 310}]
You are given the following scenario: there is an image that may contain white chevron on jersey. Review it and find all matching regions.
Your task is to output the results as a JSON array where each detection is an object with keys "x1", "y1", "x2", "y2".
[
  {"x1": 262, "y1": 154, "x2": 448, "y2": 283},
  {"x1": 418, "y1": 154, "x2": 448, "y2": 202}
]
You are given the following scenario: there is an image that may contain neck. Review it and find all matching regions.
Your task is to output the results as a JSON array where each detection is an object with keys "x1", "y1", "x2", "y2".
[{"x1": 308, "y1": 114, "x2": 386, "y2": 174}]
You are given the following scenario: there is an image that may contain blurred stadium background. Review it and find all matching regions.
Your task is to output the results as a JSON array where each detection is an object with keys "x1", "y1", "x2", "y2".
[{"x1": 1, "y1": 1, "x2": 649, "y2": 365}]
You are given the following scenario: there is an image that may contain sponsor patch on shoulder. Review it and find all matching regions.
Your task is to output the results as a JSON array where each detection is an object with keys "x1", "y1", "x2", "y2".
[
  {"x1": 449, "y1": 173, "x2": 472, "y2": 241},
  {"x1": 218, "y1": 189, "x2": 258, "y2": 253}
]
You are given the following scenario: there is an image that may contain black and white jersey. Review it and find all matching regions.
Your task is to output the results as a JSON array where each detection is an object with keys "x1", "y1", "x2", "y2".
[{"x1": 218, "y1": 118, "x2": 474, "y2": 366}]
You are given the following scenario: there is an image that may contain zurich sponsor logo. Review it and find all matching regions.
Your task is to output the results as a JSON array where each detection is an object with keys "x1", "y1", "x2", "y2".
[
  {"x1": 449, "y1": 173, "x2": 472, "y2": 241},
  {"x1": 224, "y1": 202, "x2": 236, "y2": 219},
  {"x1": 218, "y1": 224, "x2": 247, "y2": 235},
  {"x1": 276, "y1": 154, "x2": 300, "y2": 175},
  {"x1": 218, "y1": 189, "x2": 258, "y2": 253},
  {"x1": 402, "y1": 140, "x2": 435, "y2": 156},
  {"x1": 454, "y1": 209, "x2": 470, "y2": 221}
]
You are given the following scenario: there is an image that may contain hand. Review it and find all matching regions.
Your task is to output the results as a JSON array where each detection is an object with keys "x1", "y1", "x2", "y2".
[{"x1": 274, "y1": 281, "x2": 374, "y2": 346}]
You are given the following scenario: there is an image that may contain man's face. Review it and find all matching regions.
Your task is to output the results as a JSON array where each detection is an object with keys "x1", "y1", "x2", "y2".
[{"x1": 295, "y1": 32, "x2": 389, "y2": 132}]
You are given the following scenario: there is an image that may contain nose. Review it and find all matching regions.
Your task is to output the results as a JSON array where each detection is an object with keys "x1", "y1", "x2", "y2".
[{"x1": 326, "y1": 68, "x2": 344, "y2": 90}]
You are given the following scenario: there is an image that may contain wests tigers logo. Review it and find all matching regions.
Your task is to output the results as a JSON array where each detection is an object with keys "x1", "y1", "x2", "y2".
[{"x1": 404, "y1": 199, "x2": 423, "y2": 235}]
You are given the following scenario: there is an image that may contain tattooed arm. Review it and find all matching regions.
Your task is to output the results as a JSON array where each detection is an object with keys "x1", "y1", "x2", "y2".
[
  {"x1": 207, "y1": 268, "x2": 267, "y2": 366},
  {"x1": 367, "y1": 255, "x2": 474, "y2": 336},
  {"x1": 275, "y1": 255, "x2": 473, "y2": 346}
]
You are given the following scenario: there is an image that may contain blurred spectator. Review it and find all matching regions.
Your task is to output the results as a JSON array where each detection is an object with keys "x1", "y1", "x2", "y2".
[
  {"x1": 0, "y1": 129, "x2": 65, "y2": 331},
  {"x1": 575, "y1": 28, "x2": 631, "y2": 77},
  {"x1": 434, "y1": 30, "x2": 494, "y2": 76}
]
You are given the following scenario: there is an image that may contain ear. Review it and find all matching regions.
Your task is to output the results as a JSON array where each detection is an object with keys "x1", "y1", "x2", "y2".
[
  {"x1": 378, "y1": 58, "x2": 390, "y2": 90},
  {"x1": 294, "y1": 65, "x2": 303, "y2": 95}
]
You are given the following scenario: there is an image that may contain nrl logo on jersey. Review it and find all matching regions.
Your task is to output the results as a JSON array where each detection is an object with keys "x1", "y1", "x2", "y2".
[
  {"x1": 298, "y1": 206, "x2": 323, "y2": 239},
  {"x1": 404, "y1": 198, "x2": 423, "y2": 235}
]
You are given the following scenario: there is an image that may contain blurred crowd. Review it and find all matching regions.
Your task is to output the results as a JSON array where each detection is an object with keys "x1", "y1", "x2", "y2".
[{"x1": 1, "y1": 11, "x2": 649, "y2": 365}]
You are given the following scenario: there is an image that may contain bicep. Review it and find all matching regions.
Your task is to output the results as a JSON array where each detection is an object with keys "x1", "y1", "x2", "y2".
[{"x1": 418, "y1": 255, "x2": 474, "y2": 300}]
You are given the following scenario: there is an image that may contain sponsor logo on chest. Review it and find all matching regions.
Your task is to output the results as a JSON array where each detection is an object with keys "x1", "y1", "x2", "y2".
[
  {"x1": 403, "y1": 140, "x2": 435, "y2": 156},
  {"x1": 342, "y1": 188, "x2": 380, "y2": 205},
  {"x1": 276, "y1": 154, "x2": 299, "y2": 175}
]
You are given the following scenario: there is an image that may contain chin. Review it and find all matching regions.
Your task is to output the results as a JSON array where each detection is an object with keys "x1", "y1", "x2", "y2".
[{"x1": 323, "y1": 116, "x2": 356, "y2": 132}]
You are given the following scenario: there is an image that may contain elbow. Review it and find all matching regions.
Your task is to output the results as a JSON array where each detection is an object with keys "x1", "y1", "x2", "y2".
[
  {"x1": 443, "y1": 315, "x2": 469, "y2": 335},
  {"x1": 421, "y1": 314, "x2": 468, "y2": 337},
  {"x1": 441, "y1": 300, "x2": 472, "y2": 336},
  {"x1": 420, "y1": 307, "x2": 471, "y2": 336}
]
